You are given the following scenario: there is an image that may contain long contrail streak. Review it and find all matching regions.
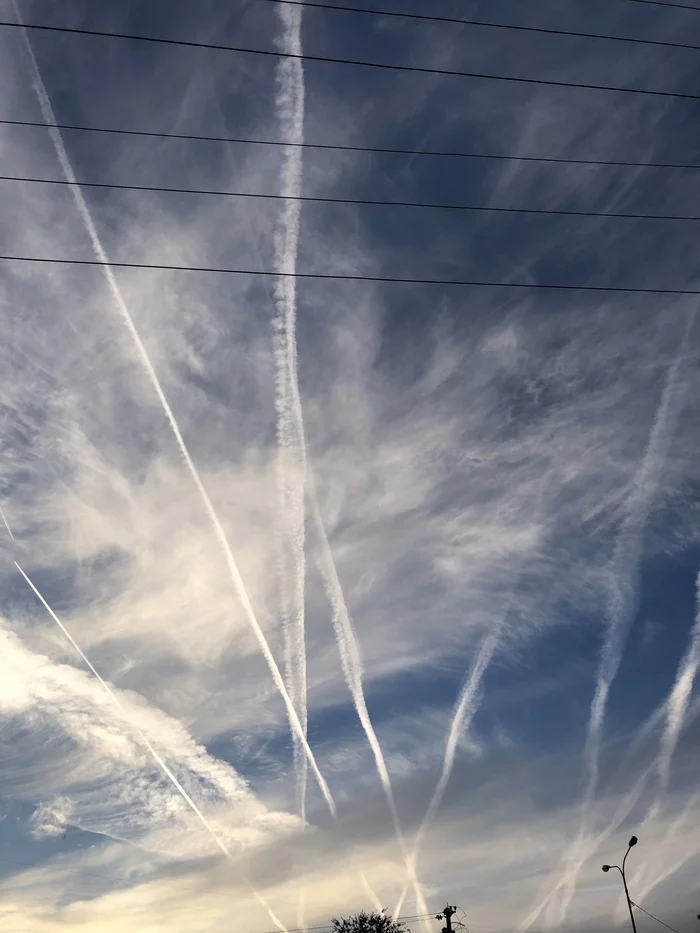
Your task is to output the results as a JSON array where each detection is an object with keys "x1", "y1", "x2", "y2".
[
  {"x1": 583, "y1": 307, "x2": 696, "y2": 805},
  {"x1": 518, "y1": 691, "x2": 700, "y2": 933},
  {"x1": 309, "y1": 488, "x2": 427, "y2": 917},
  {"x1": 396, "y1": 487, "x2": 549, "y2": 919},
  {"x1": 359, "y1": 870, "x2": 384, "y2": 913},
  {"x1": 634, "y1": 782, "x2": 700, "y2": 905},
  {"x1": 652, "y1": 569, "x2": 700, "y2": 805},
  {"x1": 627, "y1": 568, "x2": 700, "y2": 894},
  {"x1": 549, "y1": 306, "x2": 698, "y2": 926},
  {"x1": 0, "y1": 504, "x2": 14, "y2": 541},
  {"x1": 272, "y1": 8, "x2": 310, "y2": 928},
  {"x1": 518, "y1": 766, "x2": 655, "y2": 933},
  {"x1": 393, "y1": 627, "x2": 500, "y2": 918},
  {"x1": 15, "y1": 14, "x2": 335, "y2": 817},
  {"x1": 268, "y1": 2, "x2": 421, "y2": 910},
  {"x1": 15, "y1": 561, "x2": 288, "y2": 933},
  {"x1": 273, "y1": 0, "x2": 309, "y2": 832}
]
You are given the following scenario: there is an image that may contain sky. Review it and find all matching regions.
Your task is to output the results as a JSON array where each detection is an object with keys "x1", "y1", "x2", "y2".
[{"x1": 0, "y1": 0, "x2": 700, "y2": 931}]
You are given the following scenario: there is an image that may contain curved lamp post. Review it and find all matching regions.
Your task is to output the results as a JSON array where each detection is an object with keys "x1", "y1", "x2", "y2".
[{"x1": 602, "y1": 835, "x2": 638, "y2": 933}]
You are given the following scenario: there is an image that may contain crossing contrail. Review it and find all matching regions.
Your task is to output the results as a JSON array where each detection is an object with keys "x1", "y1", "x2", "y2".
[
  {"x1": 541, "y1": 307, "x2": 698, "y2": 929},
  {"x1": 559, "y1": 307, "x2": 698, "y2": 922},
  {"x1": 15, "y1": 561, "x2": 289, "y2": 933},
  {"x1": 360, "y1": 870, "x2": 384, "y2": 913},
  {"x1": 518, "y1": 692, "x2": 700, "y2": 932},
  {"x1": 625, "y1": 568, "x2": 700, "y2": 895},
  {"x1": 16, "y1": 13, "x2": 335, "y2": 817},
  {"x1": 273, "y1": 0, "x2": 310, "y2": 829},
  {"x1": 395, "y1": 487, "x2": 548, "y2": 919},
  {"x1": 309, "y1": 487, "x2": 427, "y2": 917},
  {"x1": 653, "y1": 569, "x2": 700, "y2": 806},
  {"x1": 518, "y1": 764, "x2": 655, "y2": 933},
  {"x1": 393, "y1": 626, "x2": 500, "y2": 918},
  {"x1": 633, "y1": 781, "x2": 700, "y2": 905},
  {"x1": 585, "y1": 309, "x2": 697, "y2": 786}
]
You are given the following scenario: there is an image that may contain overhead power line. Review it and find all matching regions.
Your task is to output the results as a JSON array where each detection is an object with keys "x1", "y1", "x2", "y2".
[
  {"x1": 4, "y1": 118, "x2": 700, "y2": 172},
  {"x1": 233, "y1": 918, "x2": 433, "y2": 933},
  {"x1": 258, "y1": 0, "x2": 700, "y2": 51},
  {"x1": 631, "y1": 902, "x2": 682, "y2": 933},
  {"x1": 5, "y1": 173, "x2": 700, "y2": 223},
  {"x1": 1, "y1": 255, "x2": 699, "y2": 296},
  {"x1": 623, "y1": 0, "x2": 700, "y2": 10},
  {"x1": 2, "y1": 21, "x2": 700, "y2": 101}
]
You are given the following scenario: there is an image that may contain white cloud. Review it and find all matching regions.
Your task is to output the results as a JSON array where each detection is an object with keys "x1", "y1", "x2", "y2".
[
  {"x1": 29, "y1": 797, "x2": 75, "y2": 838},
  {"x1": 1, "y1": 2, "x2": 699, "y2": 931}
]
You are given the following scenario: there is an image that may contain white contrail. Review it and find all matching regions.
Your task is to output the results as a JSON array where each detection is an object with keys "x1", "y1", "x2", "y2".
[
  {"x1": 583, "y1": 307, "x2": 697, "y2": 804},
  {"x1": 308, "y1": 488, "x2": 427, "y2": 917},
  {"x1": 519, "y1": 763, "x2": 655, "y2": 932},
  {"x1": 0, "y1": 504, "x2": 14, "y2": 541},
  {"x1": 518, "y1": 694, "x2": 700, "y2": 932},
  {"x1": 267, "y1": 0, "x2": 421, "y2": 909},
  {"x1": 272, "y1": 9, "x2": 308, "y2": 928},
  {"x1": 393, "y1": 627, "x2": 500, "y2": 918},
  {"x1": 545, "y1": 307, "x2": 698, "y2": 928},
  {"x1": 652, "y1": 568, "x2": 700, "y2": 806},
  {"x1": 16, "y1": 16, "x2": 335, "y2": 818},
  {"x1": 395, "y1": 485, "x2": 549, "y2": 919},
  {"x1": 633, "y1": 781, "x2": 700, "y2": 905},
  {"x1": 526, "y1": 690, "x2": 700, "y2": 929},
  {"x1": 625, "y1": 568, "x2": 700, "y2": 895},
  {"x1": 273, "y1": 0, "x2": 309, "y2": 829},
  {"x1": 359, "y1": 870, "x2": 384, "y2": 913},
  {"x1": 15, "y1": 561, "x2": 288, "y2": 933}
]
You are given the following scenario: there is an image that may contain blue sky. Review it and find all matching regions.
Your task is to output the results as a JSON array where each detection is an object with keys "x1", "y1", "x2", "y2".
[{"x1": 1, "y1": 1, "x2": 700, "y2": 931}]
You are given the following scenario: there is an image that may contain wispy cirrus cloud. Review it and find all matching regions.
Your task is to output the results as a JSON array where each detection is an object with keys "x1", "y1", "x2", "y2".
[{"x1": 1, "y1": 0, "x2": 700, "y2": 930}]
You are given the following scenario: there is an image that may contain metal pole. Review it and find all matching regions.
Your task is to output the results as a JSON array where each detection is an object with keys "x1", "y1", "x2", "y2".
[
  {"x1": 602, "y1": 839, "x2": 638, "y2": 933},
  {"x1": 439, "y1": 905, "x2": 456, "y2": 933},
  {"x1": 620, "y1": 867, "x2": 638, "y2": 933}
]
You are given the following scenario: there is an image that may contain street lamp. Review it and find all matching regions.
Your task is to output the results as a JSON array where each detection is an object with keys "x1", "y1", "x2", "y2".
[{"x1": 602, "y1": 836, "x2": 639, "y2": 933}]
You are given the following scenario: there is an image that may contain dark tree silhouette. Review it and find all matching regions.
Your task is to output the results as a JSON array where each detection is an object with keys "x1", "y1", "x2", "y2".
[{"x1": 331, "y1": 911, "x2": 410, "y2": 933}]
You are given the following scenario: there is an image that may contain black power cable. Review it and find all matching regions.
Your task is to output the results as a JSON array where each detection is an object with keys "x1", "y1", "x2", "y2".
[
  {"x1": 2, "y1": 21, "x2": 700, "y2": 101},
  {"x1": 252, "y1": 915, "x2": 436, "y2": 933},
  {"x1": 623, "y1": 0, "x2": 700, "y2": 10},
  {"x1": 3, "y1": 174, "x2": 700, "y2": 223},
  {"x1": 257, "y1": 0, "x2": 700, "y2": 52},
  {"x1": 1, "y1": 255, "x2": 699, "y2": 296},
  {"x1": 3, "y1": 118, "x2": 699, "y2": 172},
  {"x1": 631, "y1": 901, "x2": 682, "y2": 933}
]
